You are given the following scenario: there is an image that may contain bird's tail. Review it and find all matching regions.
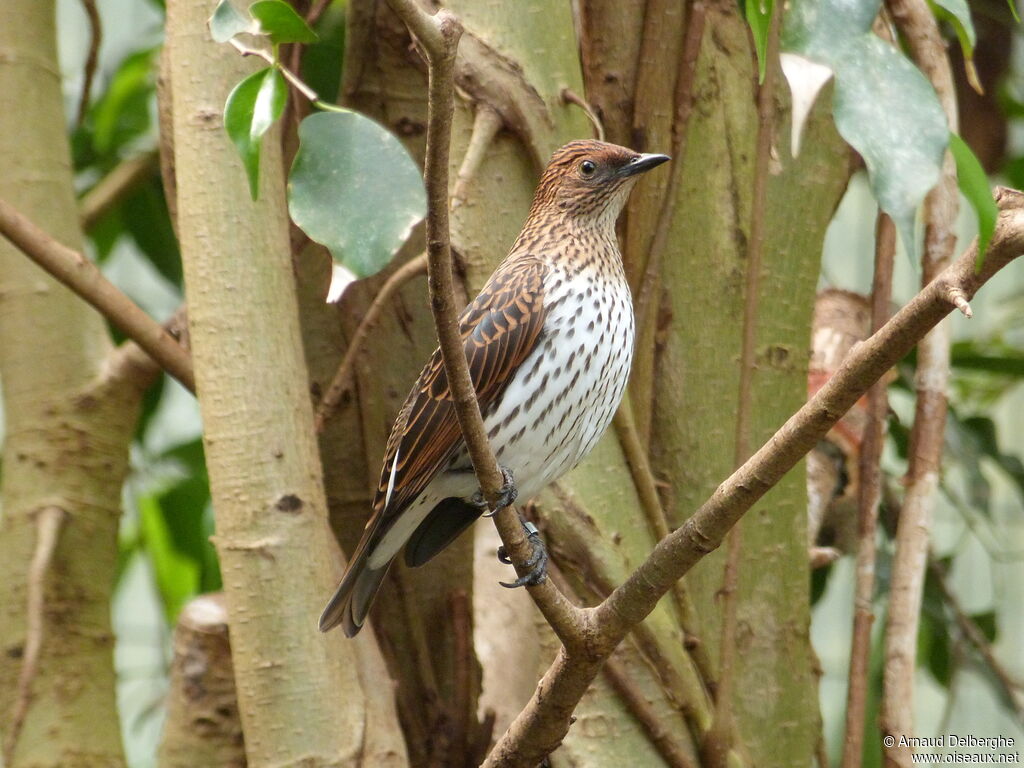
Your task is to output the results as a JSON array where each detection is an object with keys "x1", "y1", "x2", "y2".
[{"x1": 318, "y1": 553, "x2": 392, "y2": 637}]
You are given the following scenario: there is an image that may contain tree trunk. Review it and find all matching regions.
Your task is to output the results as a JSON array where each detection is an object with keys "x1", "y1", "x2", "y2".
[
  {"x1": 0, "y1": 2, "x2": 145, "y2": 766},
  {"x1": 645, "y1": 5, "x2": 850, "y2": 767},
  {"x1": 164, "y1": 0, "x2": 407, "y2": 764},
  {"x1": 158, "y1": 593, "x2": 246, "y2": 768}
]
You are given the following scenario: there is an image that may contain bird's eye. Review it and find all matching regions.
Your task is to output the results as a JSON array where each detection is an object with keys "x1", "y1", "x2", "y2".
[{"x1": 579, "y1": 160, "x2": 597, "y2": 177}]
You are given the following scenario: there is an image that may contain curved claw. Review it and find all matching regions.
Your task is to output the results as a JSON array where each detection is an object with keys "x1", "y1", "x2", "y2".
[
  {"x1": 496, "y1": 545, "x2": 512, "y2": 565},
  {"x1": 499, "y1": 522, "x2": 548, "y2": 589},
  {"x1": 482, "y1": 466, "x2": 518, "y2": 518}
]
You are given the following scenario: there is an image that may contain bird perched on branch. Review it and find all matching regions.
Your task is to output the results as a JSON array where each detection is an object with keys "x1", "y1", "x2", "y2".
[{"x1": 320, "y1": 140, "x2": 669, "y2": 636}]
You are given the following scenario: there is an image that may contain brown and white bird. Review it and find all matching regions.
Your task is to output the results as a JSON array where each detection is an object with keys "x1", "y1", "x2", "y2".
[{"x1": 319, "y1": 140, "x2": 669, "y2": 636}]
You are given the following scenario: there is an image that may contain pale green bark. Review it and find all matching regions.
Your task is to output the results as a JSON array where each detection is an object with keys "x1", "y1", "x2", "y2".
[
  {"x1": 0, "y1": 3, "x2": 140, "y2": 766},
  {"x1": 165, "y1": 0, "x2": 406, "y2": 765},
  {"x1": 647, "y1": 7, "x2": 850, "y2": 767}
]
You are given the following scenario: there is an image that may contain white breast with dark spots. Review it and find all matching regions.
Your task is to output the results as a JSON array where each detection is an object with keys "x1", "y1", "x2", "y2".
[{"x1": 484, "y1": 263, "x2": 635, "y2": 500}]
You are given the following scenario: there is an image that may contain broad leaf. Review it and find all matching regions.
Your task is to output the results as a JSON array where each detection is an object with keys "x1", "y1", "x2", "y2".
[
  {"x1": 782, "y1": 0, "x2": 949, "y2": 258},
  {"x1": 289, "y1": 111, "x2": 426, "y2": 289},
  {"x1": 224, "y1": 67, "x2": 287, "y2": 199},
  {"x1": 781, "y1": 0, "x2": 878, "y2": 61},
  {"x1": 949, "y1": 132, "x2": 997, "y2": 272},
  {"x1": 209, "y1": 0, "x2": 254, "y2": 43},
  {"x1": 831, "y1": 36, "x2": 948, "y2": 256},
  {"x1": 250, "y1": 0, "x2": 318, "y2": 44},
  {"x1": 91, "y1": 48, "x2": 156, "y2": 156}
]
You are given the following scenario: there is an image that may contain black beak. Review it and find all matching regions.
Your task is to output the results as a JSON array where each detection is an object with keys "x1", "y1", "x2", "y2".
[{"x1": 618, "y1": 153, "x2": 670, "y2": 178}]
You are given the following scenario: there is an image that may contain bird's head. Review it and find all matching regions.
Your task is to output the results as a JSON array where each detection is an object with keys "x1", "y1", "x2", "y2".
[{"x1": 529, "y1": 140, "x2": 670, "y2": 226}]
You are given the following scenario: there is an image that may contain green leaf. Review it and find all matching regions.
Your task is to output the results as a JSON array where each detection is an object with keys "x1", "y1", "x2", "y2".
[
  {"x1": 300, "y1": 2, "x2": 347, "y2": 105},
  {"x1": 250, "y1": 0, "x2": 318, "y2": 44},
  {"x1": 831, "y1": 36, "x2": 949, "y2": 257},
  {"x1": 224, "y1": 67, "x2": 287, "y2": 199},
  {"x1": 930, "y1": 0, "x2": 981, "y2": 93},
  {"x1": 745, "y1": 0, "x2": 773, "y2": 83},
  {"x1": 253, "y1": 67, "x2": 288, "y2": 141},
  {"x1": 209, "y1": 0, "x2": 254, "y2": 43},
  {"x1": 781, "y1": 0, "x2": 879, "y2": 61},
  {"x1": 139, "y1": 494, "x2": 199, "y2": 623},
  {"x1": 931, "y1": 0, "x2": 976, "y2": 50},
  {"x1": 949, "y1": 132, "x2": 996, "y2": 272},
  {"x1": 289, "y1": 111, "x2": 427, "y2": 281},
  {"x1": 90, "y1": 48, "x2": 156, "y2": 156},
  {"x1": 783, "y1": 0, "x2": 949, "y2": 259}
]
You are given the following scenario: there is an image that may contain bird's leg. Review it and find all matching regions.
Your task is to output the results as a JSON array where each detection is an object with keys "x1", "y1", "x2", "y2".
[
  {"x1": 497, "y1": 518, "x2": 548, "y2": 589},
  {"x1": 480, "y1": 465, "x2": 517, "y2": 518}
]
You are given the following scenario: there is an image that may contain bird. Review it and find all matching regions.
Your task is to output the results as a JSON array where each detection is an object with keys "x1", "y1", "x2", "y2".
[{"x1": 319, "y1": 140, "x2": 669, "y2": 636}]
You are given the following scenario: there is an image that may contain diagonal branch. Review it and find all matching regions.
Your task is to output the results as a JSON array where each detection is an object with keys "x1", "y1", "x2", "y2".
[
  {"x1": 0, "y1": 197, "x2": 195, "y2": 392},
  {"x1": 483, "y1": 188, "x2": 1024, "y2": 767}
]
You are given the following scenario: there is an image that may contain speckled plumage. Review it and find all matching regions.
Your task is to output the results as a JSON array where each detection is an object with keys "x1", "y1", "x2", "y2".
[{"x1": 320, "y1": 140, "x2": 669, "y2": 636}]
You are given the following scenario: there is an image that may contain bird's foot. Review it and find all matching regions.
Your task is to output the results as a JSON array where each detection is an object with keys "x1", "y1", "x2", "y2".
[
  {"x1": 498, "y1": 520, "x2": 548, "y2": 589},
  {"x1": 480, "y1": 466, "x2": 517, "y2": 518}
]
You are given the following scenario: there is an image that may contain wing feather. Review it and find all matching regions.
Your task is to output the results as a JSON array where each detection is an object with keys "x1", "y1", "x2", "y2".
[{"x1": 368, "y1": 256, "x2": 548, "y2": 534}]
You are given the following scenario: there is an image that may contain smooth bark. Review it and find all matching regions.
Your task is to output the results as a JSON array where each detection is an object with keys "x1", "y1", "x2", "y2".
[{"x1": 165, "y1": 0, "x2": 407, "y2": 764}]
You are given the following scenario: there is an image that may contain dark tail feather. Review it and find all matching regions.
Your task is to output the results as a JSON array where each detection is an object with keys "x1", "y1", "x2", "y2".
[
  {"x1": 404, "y1": 497, "x2": 482, "y2": 568},
  {"x1": 318, "y1": 556, "x2": 392, "y2": 637}
]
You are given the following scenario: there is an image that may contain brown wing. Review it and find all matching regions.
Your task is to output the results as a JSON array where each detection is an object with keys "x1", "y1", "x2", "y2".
[{"x1": 372, "y1": 255, "x2": 548, "y2": 524}]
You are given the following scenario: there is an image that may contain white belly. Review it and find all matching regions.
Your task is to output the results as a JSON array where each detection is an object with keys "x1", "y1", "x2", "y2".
[{"x1": 484, "y1": 267, "x2": 635, "y2": 500}]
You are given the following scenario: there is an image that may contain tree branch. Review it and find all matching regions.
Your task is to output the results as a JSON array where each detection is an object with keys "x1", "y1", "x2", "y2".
[
  {"x1": 483, "y1": 188, "x2": 1024, "y2": 767},
  {"x1": 0, "y1": 197, "x2": 195, "y2": 392},
  {"x1": 383, "y1": 0, "x2": 587, "y2": 651},
  {"x1": 314, "y1": 253, "x2": 428, "y2": 432},
  {"x1": 842, "y1": 212, "x2": 896, "y2": 768},
  {"x1": 603, "y1": 656, "x2": 697, "y2": 768},
  {"x1": 451, "y1": 106, "x2": 502, "y2": 209},
  {"x1": 76, "y1": 0, "x2": 101, "y2": 127},
  {"x1": 613, "y1": 404, "x2": 715, "y2": 689},
  {"x1": 79, "y1": 150, "x2": 160, "y2": 231},
  {"x1": 928, "y1": 557, "x2": 1024, "y2": 721},
  {"x1": 880, "y1": 3, "x2": 959, "y2": 763},
  {"x1": 3, "y1": 506, "x2": 66, "y2": 765}
]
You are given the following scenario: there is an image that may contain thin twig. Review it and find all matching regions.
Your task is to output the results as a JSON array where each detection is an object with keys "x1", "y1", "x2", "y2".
[
  {"x1": 709, "y1": 8, "x2": 781, "y2": 766},
  {"x1": 314, "y1": 253, "x2": 428, "y2": 432},
  {"x1": 0, "y1": 197, "x2": 195, "y2": 392},
  {"x1": 612, "y1": 404, "x2": 715, "y2": 689},
  {"x1": 547, "y1": 561, "x2": 708, "y2": 761},
  {"x1": 560, "y1": 88, "x2": 604, "y2": 141},
  {"x1": 841, "y1": 212, "x2": 896, "y2": 768},
  {"x1": 79, "y1": 150, "x2": 160, "y2": 231},
  {"x1": 227, "y1": 37, "x2": 319, "y2": 102},
  {"x1": 76, "y1": 0, "x2": 102, "y2": 127},
  {"x1": 102, "y1": 304, "x2": 189, "y2": 396},
  {"x1": 382, "y1": 0, "x2": 587, "y2": 651},
  {"x1": 603, "y1": 656, "x2": 697, "y2": 768},
  {"x1": 928, "y1": 557, "x2": 1024, "y2": 721},
  {"x1": 451, "y1": 106, "x2": 502, "y2": 210},
  {"x1": 880, "y1": 2, "x2": 959, "y2": 764},
  {"x1": 3, "y1": 506, "x2": 66, "y2": 765},
  {"x1": 483, "y1": 188, "x2": 1024, "y2": 768}
]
